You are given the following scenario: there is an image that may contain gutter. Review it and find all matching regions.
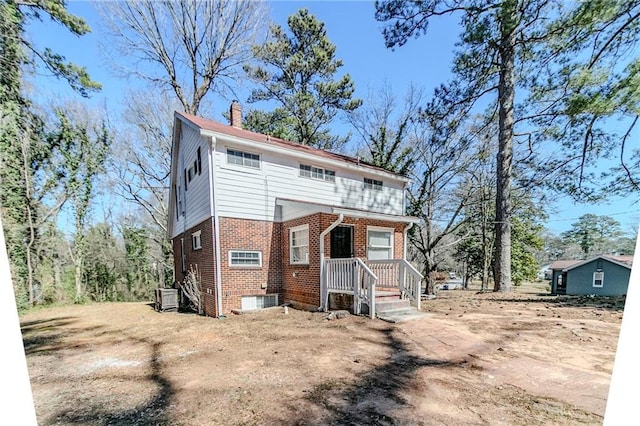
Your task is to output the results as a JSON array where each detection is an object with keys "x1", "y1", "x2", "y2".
[
  {"x1": 207, "y1": 136, "x2": 224, "y2": 318},
  {"x1": 318, "y1": 213, "x2": 344, "y2": 311}
]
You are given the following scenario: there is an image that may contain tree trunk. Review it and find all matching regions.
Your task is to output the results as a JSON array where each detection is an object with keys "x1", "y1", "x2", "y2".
[{"x1": 494, "y1": 0, "x2": 516, "y2": 292}]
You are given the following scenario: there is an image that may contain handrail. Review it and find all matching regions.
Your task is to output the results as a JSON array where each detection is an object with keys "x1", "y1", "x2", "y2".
[
  {"x1": 400, "y1": 259, "x2": 423, "y2": 278},
  {"x1": 355, "y1": 258, "x2": 378, "y2": 281},
  {"x1": 400, "y1": 259, "x2": 423, "y2": 310}
]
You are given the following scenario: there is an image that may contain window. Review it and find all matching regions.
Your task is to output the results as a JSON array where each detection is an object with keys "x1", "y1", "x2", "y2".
[
  {"x1": 364, "y1": 178, "x2": 383, "y2": 191},
  {"x1": 192, "y1": 230, "x2": 202, "y2": 250},
  {"x1": 175, "y1": 184, "x2": 183, "y2": 218},
  {"x1": 184, "y1": 168, "x2": 188, "y2": 191},
  {"x1": 227, "y1": 149, "x2": 260, "y2": 168},
  {"x1": 593, "y1": 271, "x2": 604, "y2": 288},
  {"x1": 367, "y1": 227, "x2": 394, "y2": 260},
  {"x1": 229, "y1": 250, "x2": 262, "y2": 267},
  {"x1": 290, "y1": 225, "x2": 309, "y2": 264},
  {"x1": 300, "y1": 164, "x2": 335, "y2": 182},
  {"x1": 197, "y1": 147, "x2": 202, "y2": 175}
]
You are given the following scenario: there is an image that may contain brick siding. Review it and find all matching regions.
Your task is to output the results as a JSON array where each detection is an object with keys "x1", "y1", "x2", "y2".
[
  {"x1": 173, "y1": 213, "x2": 409, "y2": 315},
  {"x1": 218, "y1": 217, "x2": 283, "y2": 313},
  {"x1": 172, "y1": 217, "x2": 217, "y2": 317}
]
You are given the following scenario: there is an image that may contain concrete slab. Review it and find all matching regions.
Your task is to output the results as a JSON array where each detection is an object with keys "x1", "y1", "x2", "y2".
[{"x1": 377, "y1": 309, "x2": 433, "y2": 323}]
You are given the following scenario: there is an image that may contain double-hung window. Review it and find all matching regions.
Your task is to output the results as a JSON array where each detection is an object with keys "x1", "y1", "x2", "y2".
[
  {"x1": 367, "y1": 227, "x2": 394, "y2": 260},
  {"x1": 290, "y1": 225, "x2": 309, "y2": 264},
  {"x1": 227, "y1": 149, "x2": 260, "y2": 168},
  {"x1": 593, "y1": 271, "x2": 604, "y2": 288}
]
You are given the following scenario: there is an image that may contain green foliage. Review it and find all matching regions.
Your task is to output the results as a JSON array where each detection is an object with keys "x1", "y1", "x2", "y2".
[
  {"x1": 245, "y1": 9, "x2": 361, "y2": 150},
  {"x1": 242, "y1": 108, "x2": 298, "y2": 141},
  {"x1": 511, "y1": 216, "x2": 543, "y2": 285},
  {"x1": 367, "y1": 124, "x2": 414, "y2": 175},
  {"x1": 561, "y1": 214, "x2": 624, "y2": 257},
  {"x1": 0, "y1": 0, "x2": 100, "y2": 308}
]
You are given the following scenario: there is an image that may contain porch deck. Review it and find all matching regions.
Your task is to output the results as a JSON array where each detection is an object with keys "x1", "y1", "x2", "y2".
[{"x1": 322, "y1": 258, "x2": 423, "y2": 319}]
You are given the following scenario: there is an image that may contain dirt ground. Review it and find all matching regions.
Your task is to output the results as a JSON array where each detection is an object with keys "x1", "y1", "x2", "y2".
[{"x1": 21, "y1": 281, "x2": 624, "y2": 425}]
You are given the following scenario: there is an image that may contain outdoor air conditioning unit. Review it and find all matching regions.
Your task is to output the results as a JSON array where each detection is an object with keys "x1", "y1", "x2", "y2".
[{"x1": 155, "y1": 288, "x2": 179, "y2": 312}]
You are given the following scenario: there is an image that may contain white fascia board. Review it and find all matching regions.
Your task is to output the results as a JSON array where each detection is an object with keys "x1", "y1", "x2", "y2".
[
  {"x1": 167, "y1": 117, "x2": 182, "y2": 239},
  {"x1": 200, "y1": 129, "x2": 410, "y2": 184},
  {"x1": 332, "y1": 208, "x2": 420, "y2": 224},
  {"x1": 564, "y1": 256, "x2": 632, "y2": 272}
]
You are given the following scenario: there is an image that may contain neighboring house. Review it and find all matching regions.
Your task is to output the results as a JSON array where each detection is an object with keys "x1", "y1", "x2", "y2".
[
  {"x1": 549, "y1": 256, "x2": 633, "y2": 296},
  {"x1": 167, "y1": 103, "x2": 422, "y2": 318},
  {"x1": 549, "y1": 260, "x2": 580, "y2": 294}
]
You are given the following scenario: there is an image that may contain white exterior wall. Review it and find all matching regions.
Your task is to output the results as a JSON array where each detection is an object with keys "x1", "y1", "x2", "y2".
[
  {"x1": 213, "y1": 139, "x2": 406, "y2": 222},
  {"x1": 171, "y1": 124, "x2": 212, "y2": 237}
]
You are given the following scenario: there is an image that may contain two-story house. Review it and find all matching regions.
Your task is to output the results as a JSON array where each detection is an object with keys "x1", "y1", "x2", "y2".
[{"x1": 168, "y1": 102, "x2": 422, "y2": 319}]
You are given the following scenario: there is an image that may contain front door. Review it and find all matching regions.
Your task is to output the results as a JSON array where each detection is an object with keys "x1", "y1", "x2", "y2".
[{"x1": 330, "y1": 226, "x2": 353, "y2": 258}]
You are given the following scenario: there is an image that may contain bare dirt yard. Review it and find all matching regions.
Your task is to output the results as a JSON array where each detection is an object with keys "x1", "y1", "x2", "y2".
[{"x1": 21, "y1": 282, "x2": 624, "y2": 425}]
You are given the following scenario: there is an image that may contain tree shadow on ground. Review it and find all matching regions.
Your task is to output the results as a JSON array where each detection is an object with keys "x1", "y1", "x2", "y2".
[
  {"x1": 282, "y1": 327, "x2": 465, "y2": 425},
  {"x1": 52, "y1": 338, "x2": 174, "y2": 426},
  {"x1": 20, "y1": 317, "x2": 110, "y2": 356},
  {"x1": 481, "y1": 295, "x2": 626, "y2": 312}
]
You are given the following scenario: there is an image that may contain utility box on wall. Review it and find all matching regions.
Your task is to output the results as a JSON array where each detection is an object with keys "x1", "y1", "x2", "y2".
[{"x1": 155, "y1": 288, "x2": 178, "y2": 312}]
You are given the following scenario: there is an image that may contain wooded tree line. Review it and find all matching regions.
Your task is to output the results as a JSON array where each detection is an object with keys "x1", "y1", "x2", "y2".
[{"x1": 1, "y1": 1, "x2": 637, "y2": 309}]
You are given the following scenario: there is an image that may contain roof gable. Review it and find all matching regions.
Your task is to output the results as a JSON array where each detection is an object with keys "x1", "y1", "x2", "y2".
[{"x1": 565, "y1": 255, "x2": 633, "y2": 271}]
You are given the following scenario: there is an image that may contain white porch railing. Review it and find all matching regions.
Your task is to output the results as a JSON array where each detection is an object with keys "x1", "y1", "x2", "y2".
[
  {"x1": 366, "y1": 259, "x2": 423, "y2": 310},
  {"x1": 323, "y1": 258, "x2": 423, "y2": 318},
  {"x1": 324, "y1": 258, "x2": 377, "y2": 319}
]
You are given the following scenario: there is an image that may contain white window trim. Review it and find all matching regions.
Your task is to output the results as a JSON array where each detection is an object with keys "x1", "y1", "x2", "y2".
[
  {"x1": 364, "y1": 177, "x2": 383, "y2": 191},
  {"x1": 229, "y1": 250, "x2": 263, "y2": 268},
  {"x1": 593, "y1": 271, "x2": 604, "y2": 288},
  {"x1": 192, "y1": 230, "x2": 202, "y2": 250},
  {"x1": 225, "y1": 147, "x2": 261, "y2": 170},
  {"x1": 290, "y1": 224, "x2": 310, "y2": 265},
  {"x1": 366, "y1": 226, "x2": 394, "y2": 260},
  {"x1": 299, "y1": 164, "x2": 336, "y2": 182}
]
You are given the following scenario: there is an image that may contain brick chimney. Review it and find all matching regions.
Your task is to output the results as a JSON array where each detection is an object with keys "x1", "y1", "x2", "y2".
[{"x1": 230, "y1": 100, "x2": 242, "y2": 128}]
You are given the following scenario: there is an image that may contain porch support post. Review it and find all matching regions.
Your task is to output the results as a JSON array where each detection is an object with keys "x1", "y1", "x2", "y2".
[
  {"x1": 353, "y1": 259, "x2": 359, "y2": 315},
  {"x1": 318, "y1": 213, "x2": 344, "y2": 311}
]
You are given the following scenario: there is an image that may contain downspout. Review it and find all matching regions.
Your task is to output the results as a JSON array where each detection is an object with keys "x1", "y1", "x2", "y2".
[
  {"x1": 318, "y1": 213, "x2": 344, "y2": 311},
  {"x1": 403, "y1": 222, "x2": 413, "y2": 259},
  {"x1": 207, "y1": 136, "x2": 224, "y2": 318}
]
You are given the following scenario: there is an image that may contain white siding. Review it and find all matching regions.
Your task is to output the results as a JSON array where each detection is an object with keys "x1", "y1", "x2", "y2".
[
  {"x1": 171, "y1": 124, "x2": 211, "y2": 237},
  {"x1": 214, "y1": 141, "x2": 405, "y2": 222}
]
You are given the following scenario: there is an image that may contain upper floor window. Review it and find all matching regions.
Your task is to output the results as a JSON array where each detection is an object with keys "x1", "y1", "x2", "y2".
[
  {"x1": 300, "y1": 164, "x2": 335, "y2": 182},
  {"x1": 227, "y1": 149, "x2": 260, "y2": 168},
  {"x1": 290, "y1": 224, "x2": 309, "y2": 265},
  {"x1": 364, "y1": 178, "x2": 383, "y2": 191}
]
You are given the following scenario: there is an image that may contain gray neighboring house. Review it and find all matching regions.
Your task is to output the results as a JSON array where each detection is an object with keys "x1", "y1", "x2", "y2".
[{"x1": 550, "y1": 256, "x2": 633, "y2": 296}]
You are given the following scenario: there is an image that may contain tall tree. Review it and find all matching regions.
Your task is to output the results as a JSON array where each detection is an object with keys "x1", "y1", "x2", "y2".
[
  {"x1": 376, "y1": 0, "x2": 640, "y2": 291},
  {"x1": 99, "y1": 0, "x2": 268, "y2": 115},
  {"x1": 561, "y1": 214, "x2": 624, "y2": 257},
  {"x1": 348, "y1": 83, "x2": 423, "y2": 175},
  {"x1": 111, "y1": 91, "x2": 177, "y2": 287},
  {"x1": 526, "y1": 0, "x2": 640, "y2": 197},
  {"x1": 244, "y1": 9, "x2": 362, "y2": 150},
  {"x1": 0, "y1": 0, "x2": 99, "y2": 307},
  {"x1": 46, "y1": 105, "x2": 110, "y2": 302}
]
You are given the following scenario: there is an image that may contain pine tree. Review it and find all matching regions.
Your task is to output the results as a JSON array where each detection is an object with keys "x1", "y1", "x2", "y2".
[{"x1": 245, "y1": 9, "x2": 362, "y2": 150}]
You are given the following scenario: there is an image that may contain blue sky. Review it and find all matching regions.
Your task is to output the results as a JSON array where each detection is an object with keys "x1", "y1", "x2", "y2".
[{"x1": 25, "y1": 1, "x2": 639, "y2": 235}]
